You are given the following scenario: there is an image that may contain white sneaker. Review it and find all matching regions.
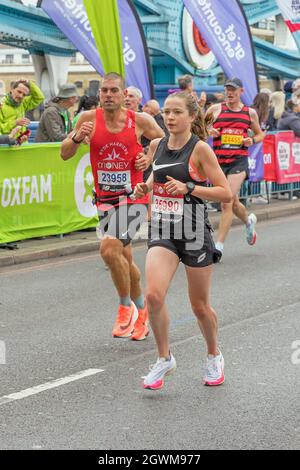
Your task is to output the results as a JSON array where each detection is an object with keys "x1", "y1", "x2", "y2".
[
  {"x1": 246, "y1": 213, "x2": 257, "y2": 245},
  {"x1": 143, "y1": 354, "x2": 176, "y2": 390},
  {"x1": 251, "y1": 196, "x2": 268, "y2": 204},
  {"x1": 215, "y1": 241, "x2": 224, "y2": 254},
  {"x1": 203, "y1": 350, "x2": 225, "y2": 386}
]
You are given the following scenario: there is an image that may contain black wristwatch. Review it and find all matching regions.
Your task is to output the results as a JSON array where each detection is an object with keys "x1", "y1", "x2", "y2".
[
  {"x1": 186, "y1": 182, "x2": 196, "y2": 194},
  {"x1": 71, "y1": 132, "x2": 84, "y2": 144}
]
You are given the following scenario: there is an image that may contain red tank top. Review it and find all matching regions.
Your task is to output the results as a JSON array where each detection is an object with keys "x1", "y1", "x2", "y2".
[
  {"x1": 90, "y1": 108, "x2": 149, "y2": 209},
  {"x1": 213, "y1": 102, "x2": 251, "y2": 163}
]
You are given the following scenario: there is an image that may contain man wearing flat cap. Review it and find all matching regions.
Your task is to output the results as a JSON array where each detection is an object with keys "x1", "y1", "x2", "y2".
[{"x1": 35, "y1": 84, "x2": 78, "y2": 142}]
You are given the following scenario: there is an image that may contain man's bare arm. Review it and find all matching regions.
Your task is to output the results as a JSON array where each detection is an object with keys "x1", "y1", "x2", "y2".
[
  {"x1": 249, "y1": 108, "x2": 265, "y2": 143},
  {"x1": 205, "y1": 103, "x2": 222, "y2": 137},
  {"x1": 205, "y1": 103, "x2": 221, "y2": 121},
  {"x1": 60, "y1": 111, "x2": 95, "y2": 160},
  {"x1": 136, "y1": 112, "x2": 164, "y2": 141}
]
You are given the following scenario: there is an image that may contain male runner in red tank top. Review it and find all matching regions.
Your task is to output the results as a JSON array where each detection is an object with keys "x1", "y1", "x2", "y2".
[
  {"x1": 61, "y1": 72, "x2": 164, "y2": 341},
  {"x1": 206, "y1": 77, "x2": 265, "y2": 256}
]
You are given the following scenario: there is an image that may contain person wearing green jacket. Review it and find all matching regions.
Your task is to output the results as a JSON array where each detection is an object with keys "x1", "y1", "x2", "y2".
[{"x1": 0, "y1": 79, "x2": 45, "y2": 135}]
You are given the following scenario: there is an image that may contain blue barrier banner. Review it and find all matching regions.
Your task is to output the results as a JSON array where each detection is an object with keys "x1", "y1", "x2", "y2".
[
  {"x1": 41, "y1": 0, "x2": 153, "y2": 103},
  {"x1": 276, "y1": 0, "x2": 300, "y2": 51},
  {"x1": 248, "y1": 142, "x2": 264, "y2": 182},
  {"x1": 183, "y1": 0, "x2": 258, "y2": 105},
  {"x1": 208, "y1": 136, "x2": 264, "y2": 182}
]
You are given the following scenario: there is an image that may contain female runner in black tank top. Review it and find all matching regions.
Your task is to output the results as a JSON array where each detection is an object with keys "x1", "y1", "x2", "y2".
[{"x1": 134, "y1": 92, "x2": 232, "y2": 390}]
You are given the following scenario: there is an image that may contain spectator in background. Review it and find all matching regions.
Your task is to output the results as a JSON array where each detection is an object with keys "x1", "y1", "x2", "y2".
[
  {"x1": 251, "y1": 92, "x2": 270, "y2": 130},
  {"x1": 0, "y1": 132, "x2": 22, "y2": 146},
  {"x1": 290, "y1": 79, "x2": 300, "y2": 113},
  {"x1": 204, "y1": 93, "x2": 223, "y2": 111},
  {"x1": 178, "y1": 74, "x2": 196, "y2": 97},
  {"x1": 267, "y1": 91, "x2": 285, "y2": 131},
  {"x1": 260, "y1": 87, "x2": 272, "y2": 97},
  {"x1": 284, "y1": 81, "x2": 293, "y2": 102},
  {"x1": 124, "y1": 86, "x2": 143, "y2": 112},
  {"x1": 277, "y1": 98, "x2": 300, "y2": 137},
  {"x1": 250, "y1": 92, "x2": 270, "y2": 205},
  {"x1": 177, "y1": 74, "x2": 207, "y2": 108},
  {"x1": 72, "y1": 95, "x2": 99, "y2": 127},
  {"x1": 35, "y1": 84, "x2": 78, "y2": 143},
  {"x1": 292, "y1": 78, "x2": 300, "y2": 94},
  {"x1": 277, "y1": 97, "x2": 300, "y2": 199},
  {"x1": 0, "y1": 79, "x2": 44, "y2": 135},
  {"x1": 142, "y1": 99, "x2": 168, "y2": 136}
]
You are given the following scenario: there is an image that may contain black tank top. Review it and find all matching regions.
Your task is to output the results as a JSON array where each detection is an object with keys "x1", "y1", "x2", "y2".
[{"x1": 151, "y1": 134, "x2": 208, "y2": 240}]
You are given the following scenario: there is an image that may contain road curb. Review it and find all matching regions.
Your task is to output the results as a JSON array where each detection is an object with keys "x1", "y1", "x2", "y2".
[{"x1": 0, "y1": 241, "x2": 99, "y2": 268}]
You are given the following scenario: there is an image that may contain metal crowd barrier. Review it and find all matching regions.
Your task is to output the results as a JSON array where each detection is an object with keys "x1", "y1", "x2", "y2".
[{"x1": 241, "y1": 181, "x2": 300, "y2": 200}]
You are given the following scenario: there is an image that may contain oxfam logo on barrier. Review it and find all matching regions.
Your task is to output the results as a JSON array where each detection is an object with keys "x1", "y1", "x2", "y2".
[{"x1": 74, "y1": 153, "x2": 97, "y2": 218}]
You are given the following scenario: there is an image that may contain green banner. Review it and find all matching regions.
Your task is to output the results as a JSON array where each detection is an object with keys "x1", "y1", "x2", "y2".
[
  {"x1": 83, "y1": 0, "x2": 125, "y2": 77},
  {"x1": 0, "y1": 144, "x2": 98, "y2": 243}
]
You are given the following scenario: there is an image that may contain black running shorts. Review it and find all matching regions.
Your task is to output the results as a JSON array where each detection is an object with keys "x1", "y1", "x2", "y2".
[
  {"x1": 98, "y1": 203, "x2": 147, "y2": 247},
  {"x1": 148, "y1": 222, "x2": 221, "y2": 267},
  {"x1": 220, "y1": 157, "x2": 249, "y2": 179}
]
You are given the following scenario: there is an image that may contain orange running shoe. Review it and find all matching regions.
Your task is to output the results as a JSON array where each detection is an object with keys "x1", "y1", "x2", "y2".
[
  {"x1": 131, "y1": 304, "x2": 149, "y2": 341},
  {"x1": 112, "y1": 302, "x2": 138, "y2": 338}
]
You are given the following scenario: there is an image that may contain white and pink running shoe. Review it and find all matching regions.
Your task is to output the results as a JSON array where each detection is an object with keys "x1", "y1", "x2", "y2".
[
  {"x1": 143, "y1": 354, "x2": 176, "y2": 390},
  {"x1": 203, "y1": 350, "x2": 225, "y2": 386}
]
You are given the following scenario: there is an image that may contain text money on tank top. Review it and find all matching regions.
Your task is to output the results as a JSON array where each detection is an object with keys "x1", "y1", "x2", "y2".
[
  {"x1": 152, "y1": 134, "x2": 208, "y2": 240},
  {"x1": 90, "y1": 108, "x2": 148, "y2": 209},
  {"x1": 213, "y1": 102, "x2": 251, "y2": 164}
]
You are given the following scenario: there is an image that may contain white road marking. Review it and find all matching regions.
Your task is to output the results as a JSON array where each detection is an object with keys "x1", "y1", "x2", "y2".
[{"x1": 0, "y1": 368, "x2": 104, "y2": 406}]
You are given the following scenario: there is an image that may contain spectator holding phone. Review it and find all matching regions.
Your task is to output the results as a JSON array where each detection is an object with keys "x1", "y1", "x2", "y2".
[{"x1": 0, "y1": 127, "x2": 30, "y2": 146}]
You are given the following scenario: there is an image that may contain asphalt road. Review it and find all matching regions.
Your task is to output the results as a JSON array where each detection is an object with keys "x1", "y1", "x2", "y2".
[{"x1": 0, "y1": 215, "x2": 299, "y2": 450}]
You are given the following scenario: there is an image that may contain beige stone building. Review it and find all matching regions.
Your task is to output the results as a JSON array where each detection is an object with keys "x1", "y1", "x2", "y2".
[{"x1": 0, "y1": 46, "x2": 101, "y2": 98}]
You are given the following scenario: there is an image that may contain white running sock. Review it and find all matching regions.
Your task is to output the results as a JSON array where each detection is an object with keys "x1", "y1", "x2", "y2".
[{"x1": 215, "y1": 241, "x2": 224, "y2": 253}]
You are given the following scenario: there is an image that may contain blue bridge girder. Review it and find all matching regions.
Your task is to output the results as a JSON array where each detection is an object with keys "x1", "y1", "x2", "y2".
[
  {"x1": 0, "y1": 0, "x2": 75, "y2": 56},
  {"x1": 241, "y1": 0, "x2": 280, "y2": 25},
  {"x1": 254, "y1": 37, "x2": 300, "y2": 79},
  {"x1": 0, "y1": 0, "x2": 299, "y2": 80}
]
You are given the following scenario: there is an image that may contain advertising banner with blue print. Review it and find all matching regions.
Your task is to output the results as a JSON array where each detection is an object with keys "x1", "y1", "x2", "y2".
[
  {"x1": 117, "y1": 0, "x2": 154, "y2": 103},
  {"x1": 183, "y1": 0, "x2": 258, "y2": 105},
  {"x1": 42, "y1": 0, "x2": 153, "y2": 103}
]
